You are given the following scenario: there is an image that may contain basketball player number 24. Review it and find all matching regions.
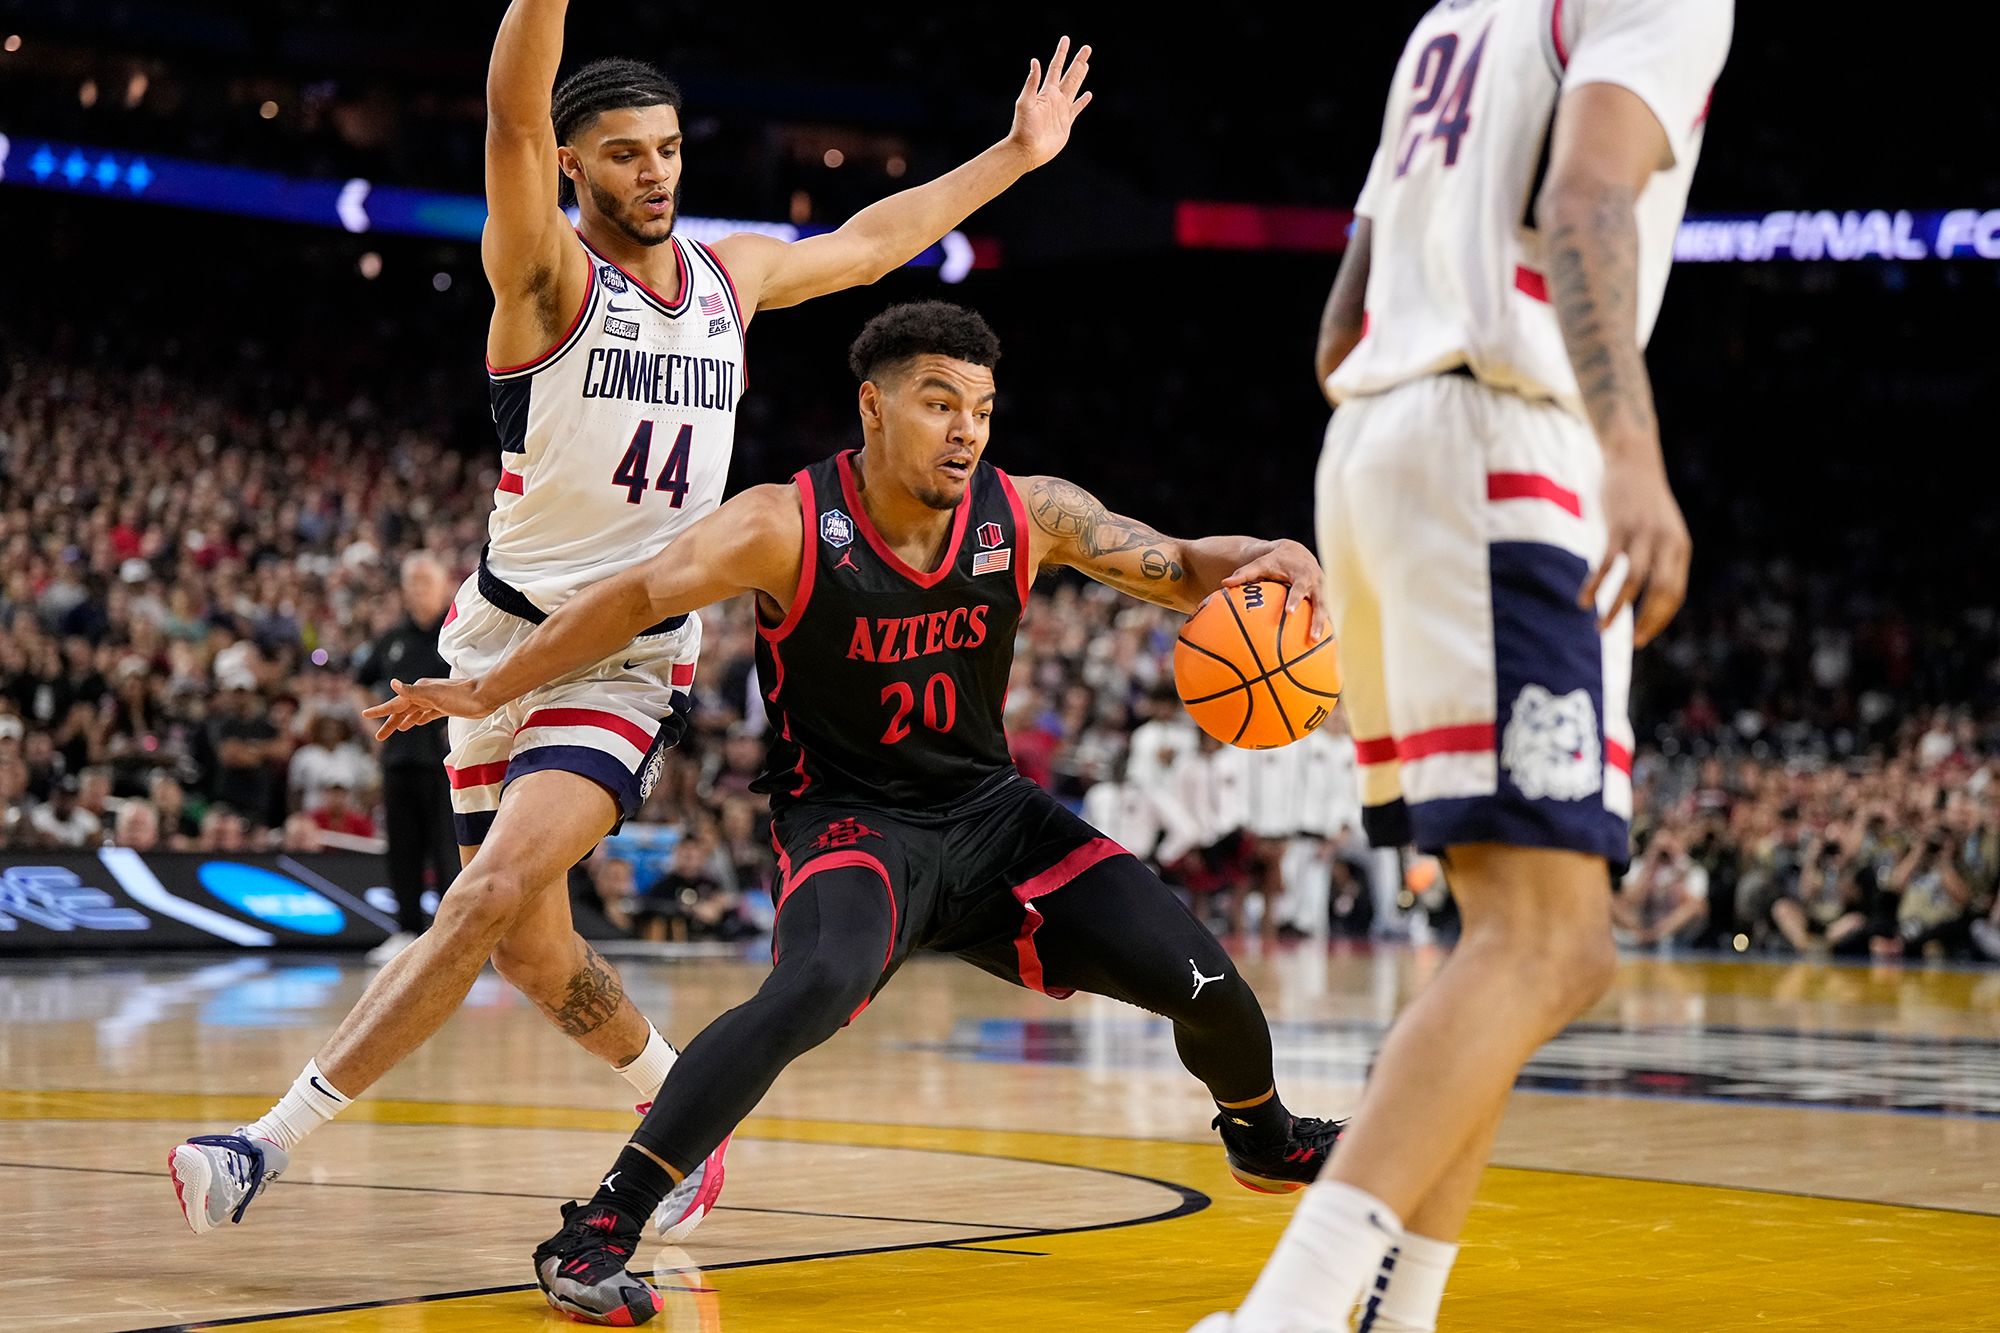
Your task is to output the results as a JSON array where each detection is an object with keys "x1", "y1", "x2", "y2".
[
  {"x1": 611, "y1": 420, "x2": 693, "y2": 506},
  {"x1": 1395, "y1": 23, "x2": 1489, "y2": 177}
]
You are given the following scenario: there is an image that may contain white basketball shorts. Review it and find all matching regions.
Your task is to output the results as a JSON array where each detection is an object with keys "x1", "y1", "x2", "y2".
[
  {"x1": 436, "y1": 573, "x2": 702, "y2": 846},
  {"x1": 1315, "y1": 371, "x2": 1634, "y2": 866}
]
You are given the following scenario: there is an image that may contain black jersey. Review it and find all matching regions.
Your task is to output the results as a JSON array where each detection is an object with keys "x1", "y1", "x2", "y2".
[{"x1": 753, "y1": 450, "x2": 1032, "y2": 810}]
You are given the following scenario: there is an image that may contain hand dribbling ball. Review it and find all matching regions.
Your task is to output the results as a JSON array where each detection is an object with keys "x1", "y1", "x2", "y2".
[{"x1": 1173, "y1": 582, "x2": 1340, "y2": 748}]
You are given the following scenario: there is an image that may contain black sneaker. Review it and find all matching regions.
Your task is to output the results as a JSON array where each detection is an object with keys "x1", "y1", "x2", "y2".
[
  {"x1": 532, "y1": 1201, "x2": 663, "y2": 1327},
  {"x1": 1212, "y1": 1112, "x2": 1347, "y2": 1194}
]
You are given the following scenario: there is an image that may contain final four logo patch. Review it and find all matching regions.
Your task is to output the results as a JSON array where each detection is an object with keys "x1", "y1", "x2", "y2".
[
  {"x1": 821, "y1": 509, "x2": 855, "y2": 549},
  {"x1": 599, "y1": 265, "x2": 629, "y2": 293}
]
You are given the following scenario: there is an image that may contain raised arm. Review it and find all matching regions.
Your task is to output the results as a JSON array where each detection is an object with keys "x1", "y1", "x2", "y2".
[
  {"x1": 711, "y1": 37, "x2": 1092, "y2": 314},
  {"x1": 482, "y1": 0, "x2": 587, "y2": 364},
  {"x1": 364, "y1": 485, "x2": 802, "y2": 735},
  {"x1": 1015, "y1": 475, "x2": 1326, "y2": 638}
]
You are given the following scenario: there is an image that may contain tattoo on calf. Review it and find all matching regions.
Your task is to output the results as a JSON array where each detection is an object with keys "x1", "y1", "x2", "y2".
[{"x1": 548, "y1": 944, "x2": 626, "y2": 1038}]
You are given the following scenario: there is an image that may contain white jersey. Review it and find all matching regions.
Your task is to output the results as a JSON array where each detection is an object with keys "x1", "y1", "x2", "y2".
[
  {"x1": 483, "y1": 232, "x2": 747, "y2": 612},
  {"x1": 1328, "y1": 0, "x2": 1732, "y2": 417}
]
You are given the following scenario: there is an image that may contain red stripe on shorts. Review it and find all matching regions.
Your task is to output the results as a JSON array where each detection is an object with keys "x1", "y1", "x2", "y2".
[
  {"x1": 445, "y1": 760, "x2": 509, "y2": 790},
  {"x1": 518, "y1": 707, "x2": 655, "y2": 752},
  {"x1": 1487, "y1": 472, "x2": 1582, "y2": 517}
]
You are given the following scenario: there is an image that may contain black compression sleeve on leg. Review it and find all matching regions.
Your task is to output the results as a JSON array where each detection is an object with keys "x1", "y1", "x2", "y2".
[
  {"x1": 1032, "y1": 856, "x2": 1279, "y2": 1107},
  {"x1": 623, "y1": 866, "x2": 893, "y2": 1189}
]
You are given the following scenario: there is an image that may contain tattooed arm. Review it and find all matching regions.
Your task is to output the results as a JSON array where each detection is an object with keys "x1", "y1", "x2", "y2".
[
  {"x1": 1016, "y1": 475, "x2": 1326, "y2": 636},
  {"x1": 1536, "y1": 80, "x2": 1691, "y2": 648}
]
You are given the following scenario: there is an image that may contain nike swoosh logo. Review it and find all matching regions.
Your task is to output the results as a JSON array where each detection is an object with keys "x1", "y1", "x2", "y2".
[
  {"x1": 606, "y1": 302, "x2": 637, "y2": 313},
  {"x1": 309, "y1": 1075, "x2": 341, "y2": 1102},
  {"x1": 623, "y1": 660, "x2": 642, "y2": 671}
]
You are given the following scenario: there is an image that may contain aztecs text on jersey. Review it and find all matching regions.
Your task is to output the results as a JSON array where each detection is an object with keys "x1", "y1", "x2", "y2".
[{"x1": 753, "y1": 451, "x2": 1033, "y2": 810}]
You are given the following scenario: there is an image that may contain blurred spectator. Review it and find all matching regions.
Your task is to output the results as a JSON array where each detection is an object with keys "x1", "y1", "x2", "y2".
[
  {"x1": 575, "y1": 852, "x2": 638, "y2": 939},
  {"x1": 209, "y1": 684, "x2": 283, "y2": 828},
  {"x1": 1614, "y1": 827, "x2": 1711, "y2": 950},
  {"x1": 149, "y1": 774, "x2": 203, "y2": 847},
  {"x1": 29, "y1": 774, "x2": 100, "y2": 848},
  {"x1": 310, "y1": 782, "x2": 378, "y2": 840},
  {"x1": 631, "y1": 835, "x2": 753, "y2": 943},
  {"x1": 353, "y1": 550, "x2": 459, "y2": 962},
  {"x1": 1767, "y1": 823, "x2": 1869, "y2": 955},
  {"x1": 289, "y1": 715, "x2": 376, "y2": 813},
  {"x1": 113, "y1": 799, "x2": 162, "y2": 851}
]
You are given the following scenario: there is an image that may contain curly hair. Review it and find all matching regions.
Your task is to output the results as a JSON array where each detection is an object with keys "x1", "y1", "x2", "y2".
[
  {"x1": 846, "y1": 302, "x2": 1002, "y2": 383},
  {"x1": 550, "y1": 57, "x2": 683, "y2": 205}
]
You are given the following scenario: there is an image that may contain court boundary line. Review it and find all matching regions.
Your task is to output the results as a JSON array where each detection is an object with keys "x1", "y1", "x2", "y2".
[
  {"x1": 0, "y1": 1105, "x2": 1210, "y2": 1332},
  {"x1": 0, "y1": 1159, "x2": 1065, "y2": 1232}
]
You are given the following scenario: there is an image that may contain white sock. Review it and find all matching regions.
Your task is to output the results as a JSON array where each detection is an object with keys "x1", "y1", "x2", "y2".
[
  {"x1": 1357, "y1": 1232, "x2": 1458, "y2": 1333},
  {"x1": 616, "y1": 1024, "x2": 678, "y2": 1100},
  {"x1": 243, "y1": 1059, "x2": 352, "y2": 1152},
  {"x1": 1235, "y1": 1181, "x2": 1403, "y2": 1330}
]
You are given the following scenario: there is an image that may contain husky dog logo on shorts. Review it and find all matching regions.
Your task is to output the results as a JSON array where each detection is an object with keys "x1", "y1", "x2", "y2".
[
  {"x1": 598, "y1": 265, "x2": 629, "y2": 293},
  {"x1": 820, "y1": 509, "x2": 855, "y2": 549},
  {"x1": 1501, "y1": 685, "x2": 1602, "y2": 802},
  {"x1": 638, "y1": 742, "x2": 670, "y2": 802}
]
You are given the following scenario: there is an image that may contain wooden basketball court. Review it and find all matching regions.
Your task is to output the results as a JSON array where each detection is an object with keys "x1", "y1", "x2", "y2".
[{"x1": 6, "y1": 947, "x2": 1999, "y2": 1330}]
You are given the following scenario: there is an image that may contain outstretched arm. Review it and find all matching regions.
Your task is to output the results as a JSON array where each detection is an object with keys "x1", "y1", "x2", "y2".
[
  {"x1": 364, "y1": 486, "x2": 802, "y2": 736},
  {"x1": 1016, "y1": 475, "x2": 1326, "y2": 638},
  {"x1": 482, "y1": 0, "x2": 587, "y2": 364},
  {"x1": 711, "y1": 37, "x2": 1092, "y2": 314}
]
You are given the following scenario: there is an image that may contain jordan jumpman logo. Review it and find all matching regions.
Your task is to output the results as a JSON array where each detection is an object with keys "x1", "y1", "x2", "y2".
[
  {"x1": 834, "y1": 550, "x2": 858, "y2": 572},
  {"x1": 1190, "y1": 960, "x2": 1223, "y2": 999}
]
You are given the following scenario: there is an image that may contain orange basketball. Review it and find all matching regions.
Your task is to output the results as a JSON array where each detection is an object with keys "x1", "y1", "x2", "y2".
[{"x1": 1174, "y1": 582, "x2": 1341, "y2": 749}]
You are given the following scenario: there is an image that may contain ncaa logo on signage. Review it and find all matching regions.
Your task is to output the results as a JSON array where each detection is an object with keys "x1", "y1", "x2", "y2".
[{"x1": 821, "y1": 509, "x2": 855, "y2": 549}]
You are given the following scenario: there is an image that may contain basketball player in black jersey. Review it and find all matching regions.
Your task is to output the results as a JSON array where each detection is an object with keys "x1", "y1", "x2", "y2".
[{"x1": 368, "y1": 302, "x2": 1343, "y2": 1326}]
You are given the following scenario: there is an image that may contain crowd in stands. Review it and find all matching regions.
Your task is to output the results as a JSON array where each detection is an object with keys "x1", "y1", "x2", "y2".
[{"x1": 3, "y1": 349, "x2": 1997, "y2": 963}]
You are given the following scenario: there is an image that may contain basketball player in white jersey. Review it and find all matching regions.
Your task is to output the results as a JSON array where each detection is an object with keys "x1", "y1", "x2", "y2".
[
  {"x1": 1197, "y1": 1, "x2": 1730, "y2": 1329},
  {"x1": 168, "y1": 0, "x2": 1093, "y2": 1241}
]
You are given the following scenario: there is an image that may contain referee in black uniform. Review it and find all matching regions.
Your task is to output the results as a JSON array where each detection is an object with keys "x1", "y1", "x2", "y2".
[{"x1": 353, "y1": 552, "x2": 459, "y2": 962}]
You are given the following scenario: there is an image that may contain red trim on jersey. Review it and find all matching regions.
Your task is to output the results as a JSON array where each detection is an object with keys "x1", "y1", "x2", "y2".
[
  {"x1": 443, "y1": 601, "x2": 459, "y2": 628},
  {"x1": 1360, "y1": 310, "x2": 1372, "y2": 339},
  {"x1": 1397, "y1": 722, "x2": 1497, "y2": 761},
  {"x1": 497, "y1": 469, "x2": 526, "y2": 495},
  {"x1": 1607, "y1": 739, "x2": 1633, "y2": 775},
  {"x1": 1550, "y1": 0, "x2": 1569, "y2": 68},
  {"x1": 445, "y1": 760, "x2": 509, "y2": 790},
  {"x1": 517, "y1": 707, "x2": 656, "y2": 752},
  {"x1": 669, "y1": 661, "x2": 696, "y2": 688},
  {"x1": 579, "y1": 233, "x2": 689, "y2": 315},
  {"x1": 993, "y1": 467, "x2": 1034, "y2": 611},
  {"x1": 776, "y1": 848, "x2": 899, "y2": 986},
  {"x1": 1353, "y1": 736, "x2": 1398, "y2": 766},
  {"x1": 758, "y1": 470, "x2": 820, "y2": 646},
  {"x1": 1513, "y1": 264, "x2": 1551, "y2": 303},
  {"x1": 485, "y1": 246, "x2": 594, "y2": 376},
  {"x1": 1008, "y1": 836, "x2": 1127, "y2": 997},
  {"x1": 835, "y1": 450, "x2": 972, "y2": 590},
  {"x1": 1487, "y1": 471, "x2": 1582, "y2": 517}
]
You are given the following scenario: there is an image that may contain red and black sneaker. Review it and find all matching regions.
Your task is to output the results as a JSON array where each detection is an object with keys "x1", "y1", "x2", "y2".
[
  {"x1": 531, "y1": 1201, "x2": 663, "y2": 1327},
  {"x1": 1212, "y1": 1113, "x2": 1347, "y2": 1194}
]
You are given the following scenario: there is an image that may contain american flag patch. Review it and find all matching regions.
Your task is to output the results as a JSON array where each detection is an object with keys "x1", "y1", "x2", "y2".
[
  {"x1": 700, "y1": 292, "x2": 726, "y2": 316},
  {"x1": 972, "y1": 548, "x2": 1012, "y2": 576}
]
